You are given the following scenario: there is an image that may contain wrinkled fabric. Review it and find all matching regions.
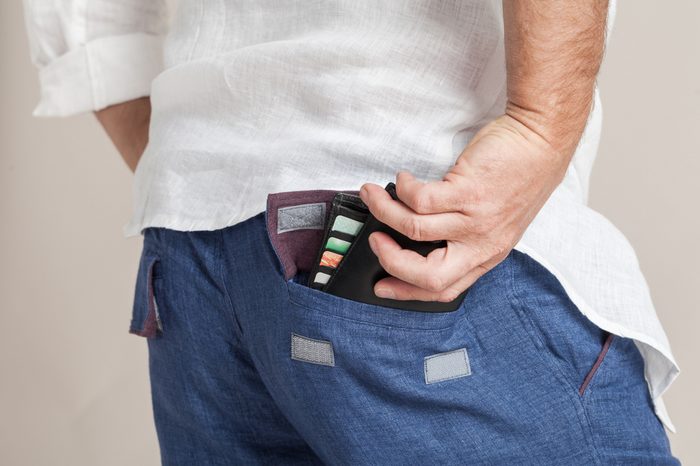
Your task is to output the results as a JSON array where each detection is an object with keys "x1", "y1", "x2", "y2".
[
  {"x1": 130, "y1": 206, "x2": 679, "y2": 464},
  {"x1": 23, "y1": 0, "x2": 678, "y2": 431}
]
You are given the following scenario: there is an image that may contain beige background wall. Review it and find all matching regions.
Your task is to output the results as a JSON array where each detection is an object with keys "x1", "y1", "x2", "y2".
[{"x1": 1, "y1": 1, "x2": 698, "y2": 464}]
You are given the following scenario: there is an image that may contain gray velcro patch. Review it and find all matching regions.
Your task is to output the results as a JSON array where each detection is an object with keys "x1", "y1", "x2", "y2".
[
  {"x1": 278, "y1": 203, "x2": 326, "y2": 233},
  {"x1": 424, "y1": 348, "x2": 471, "y2": 384},
  {"x1": 291, "y1": 333, "x2": 335, "y2": 366}
]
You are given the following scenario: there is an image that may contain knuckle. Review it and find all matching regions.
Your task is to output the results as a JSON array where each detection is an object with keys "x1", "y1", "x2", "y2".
[
  {"x1": 492, "y1": 244, "x2": 509, "y2": 261},
  {"x1": 459, "y1": 182, "x2": 484, "y2": 209},
  {"x1": 376, "y1": 252, "x2": 396, "y2": 276},
  {"x1": 450, "y1": 189, "x2": 470, "y2": 213},
  {"x1": 470, "y1": 183, "x2": 486, "y2": 205},
  {"x1": 462, "y1": 258, "x2": 480, "y2": 277},
  {"x1": 425, "y1": 275, "x2": 445, "y2": 292},
  {"x1": 459, "y1": 215, "x2": 478, "y2": 234},
  {"x1": 401, "y1": 216, "x2": 424, "y2": 241},
  {"x1": 411, "y1": 190, "x2": 433, "y2": 214},
  {"x1": 375, "y1": 203, "x2": 390, "y2": 221}
]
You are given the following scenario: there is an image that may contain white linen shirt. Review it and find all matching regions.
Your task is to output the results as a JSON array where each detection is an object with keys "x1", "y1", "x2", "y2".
[{"x1": 23, "y1": 0, "x2": 679, "y2": 431}]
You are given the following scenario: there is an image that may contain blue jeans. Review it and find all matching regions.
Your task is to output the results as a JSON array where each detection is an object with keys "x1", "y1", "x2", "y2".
[{"x1": 130, "y1": 189, "x2": 679, "y2": 465}]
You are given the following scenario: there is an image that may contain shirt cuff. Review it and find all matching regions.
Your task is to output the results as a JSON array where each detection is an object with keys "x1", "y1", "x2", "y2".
[{"x1": 32, "y1": 32, "x2": 165, "y2": 117}]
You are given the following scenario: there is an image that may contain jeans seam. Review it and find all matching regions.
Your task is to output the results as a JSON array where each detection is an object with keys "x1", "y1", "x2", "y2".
[
  {"x1": 218, "y1": 229, "x2": 247, "y2": 343},
  {"x1": 505, "y1": 256, "x2": 604, "y2": 466}
]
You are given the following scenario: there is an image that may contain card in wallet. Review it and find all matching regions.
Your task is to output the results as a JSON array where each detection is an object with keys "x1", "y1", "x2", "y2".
[
  {"x1": 322, "y1": 182, "x2": 469, "y2": 312},
  {"x1": 307, "y1": 191, "x2": 370, "y2": 289}
]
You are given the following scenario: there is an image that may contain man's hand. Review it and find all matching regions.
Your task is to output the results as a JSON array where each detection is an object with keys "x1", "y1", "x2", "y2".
[
  {"x1": 359, "y1": 0, "x2": 609, "y2": 302},
  {"x1": 93, "y1": 96, "x2": 152, "y2": 172},
  {"x1": 359, "y1": 114, "x2": 562, "y2": 301}
]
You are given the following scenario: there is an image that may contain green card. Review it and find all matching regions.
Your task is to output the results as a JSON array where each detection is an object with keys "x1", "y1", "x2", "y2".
[{"x1": 325, "y1": 236, "x2": 351, "y2": 254}]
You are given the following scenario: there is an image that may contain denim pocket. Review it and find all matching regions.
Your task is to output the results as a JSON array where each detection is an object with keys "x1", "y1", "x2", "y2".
[
  {"x1": 285, "y1": 270, "x2": 467, "y2": 331},
  {"x1": 262, "y1": 197, "x2": 468, "y2": 330},
  {"x1": 130, "y1": 244, "x2": 164, "y2": 339},
  {"x1": 506, "y1": 250, "x2": 613, "y2": 397}
]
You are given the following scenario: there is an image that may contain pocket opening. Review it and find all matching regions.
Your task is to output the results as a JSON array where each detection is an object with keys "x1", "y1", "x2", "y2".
[
  {"x1": 265, "y1": 190, "x2": 341, "y2": 281},
  {"x1": 286, "y1": 273, "x2": 466, "y2": 331},
  {"x1": 130, "y1": 254, "x2": 163, "y2": 339},
  {"x1": 578, "y1": 332, "x2": 615, "y2": 396}
]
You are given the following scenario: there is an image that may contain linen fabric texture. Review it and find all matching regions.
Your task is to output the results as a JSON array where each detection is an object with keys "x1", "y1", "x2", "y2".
[{"x1": 23, "y1": 0, "x2": 678, "y2": 430}]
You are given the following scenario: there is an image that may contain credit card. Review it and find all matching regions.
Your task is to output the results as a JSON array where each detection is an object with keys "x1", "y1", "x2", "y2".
[
  {"x1": 325, "y1": 236, "x2": 352, "y2": 254},
  {"x1": 307, "y1": 192, "x2": 370, "y2": 289}
]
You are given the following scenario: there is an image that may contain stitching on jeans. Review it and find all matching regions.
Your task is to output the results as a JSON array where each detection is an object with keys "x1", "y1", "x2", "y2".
[
  {"x1": 505, "y1": 252, "x2": 604, "y2": 466},
  {"x1": 218, "y1": 229, "x2": 246, "y2": 341},
  {"x1": 506, "y1": 266, "x2": 581, "y2": 394},
  {"x1": 286, "y1": 294, "x2": 458, "y2": 332}
]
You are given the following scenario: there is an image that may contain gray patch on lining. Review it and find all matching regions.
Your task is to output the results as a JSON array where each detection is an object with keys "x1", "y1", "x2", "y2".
[
  {"x1": 291, "y1": 333, "x2": 335, "y2": 367},
  {"x1": 277, "y1": 203, "x2": 326, "y2": 234},
  {"x1": 424, "y1": 348, "x2": 471, "y2": 384}
]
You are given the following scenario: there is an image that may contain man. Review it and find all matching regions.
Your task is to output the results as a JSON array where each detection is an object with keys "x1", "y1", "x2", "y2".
[{"x1": 23, "y1": 0, "x2": 680, "y2": 464}]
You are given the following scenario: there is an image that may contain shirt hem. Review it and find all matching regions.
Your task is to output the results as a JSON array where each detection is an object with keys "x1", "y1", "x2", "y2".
[{"x1": 122, "y1": 211, "x2": 262, "y2": 238}]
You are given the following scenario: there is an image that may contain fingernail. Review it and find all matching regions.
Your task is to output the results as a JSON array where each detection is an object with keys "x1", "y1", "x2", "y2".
[{"x1": 375, "y1": 287, "x2": 395, "y2": 299}]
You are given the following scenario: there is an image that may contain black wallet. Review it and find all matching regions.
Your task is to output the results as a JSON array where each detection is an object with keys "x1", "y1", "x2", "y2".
[{"x1": 307, "y1": 182, "x2": 468, "y2": 312}]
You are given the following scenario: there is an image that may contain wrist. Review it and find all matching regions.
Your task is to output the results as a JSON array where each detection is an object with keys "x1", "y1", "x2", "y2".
[
  {"x1": 473, "y1": 112, "x2": 575, "y2": 189},
  {"x1": 504, "y1": 89, "x2": 595, "y2": 160}
]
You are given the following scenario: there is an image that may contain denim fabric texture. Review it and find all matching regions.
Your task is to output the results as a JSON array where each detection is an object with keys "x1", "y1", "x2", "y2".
[{"x1": 130, "y1": 205, "x2": 679, "y2": 465}]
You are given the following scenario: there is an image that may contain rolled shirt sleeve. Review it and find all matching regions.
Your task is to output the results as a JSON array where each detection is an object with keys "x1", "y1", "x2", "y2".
[{"x1": 22, "y1": 0, "x2": 169, "y2": 117}]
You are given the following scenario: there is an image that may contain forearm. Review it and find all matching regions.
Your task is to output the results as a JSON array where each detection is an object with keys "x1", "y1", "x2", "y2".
[
  {"x1": 502, "y1": 0, "x2": 609, "y2": 157},
  {"x1": 93, "y1": 97, "x2": 152, "y2": 172}
]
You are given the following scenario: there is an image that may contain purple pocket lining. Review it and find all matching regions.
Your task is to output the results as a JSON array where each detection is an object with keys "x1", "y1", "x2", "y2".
[
  {"x1": 578, "y1": 332, "x2": 615, "y2": 396},
  {"x1": 266, "y1": 189, "x2": 360, "y2": 281},
  {"x1": 130, "y1": 256, "x2": 160, "y2": 338}
]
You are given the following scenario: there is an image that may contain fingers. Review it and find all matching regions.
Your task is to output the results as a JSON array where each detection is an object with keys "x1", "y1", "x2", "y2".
[
  {"x1": 373, "y1": 266, "x2": 483, "y2": 302},
  {"x1": 368, "y1": 231, "x2": 474, "y2": 297},
  {"x1": 393, "y1": 170, "x2": 476, "y2": 214},
  {"x1": 358, "y1": 169, "x2": 509, "y2": 302},
  {"x1": 372, "y1": 244, "x2": 508, "y2": 302},
  {"x1": 359, "y1": 181, "x2": 466, "y2": 241}
]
